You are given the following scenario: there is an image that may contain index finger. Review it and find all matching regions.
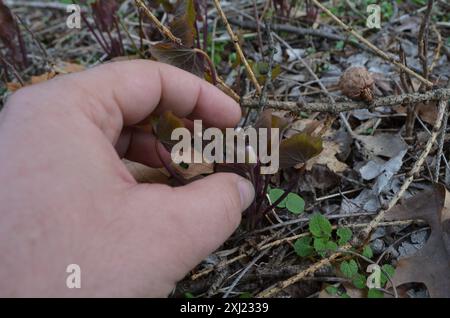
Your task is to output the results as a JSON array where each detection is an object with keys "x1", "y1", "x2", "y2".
[{"x1": 15, "y1": 60, "x2": 241, "y2": 142}]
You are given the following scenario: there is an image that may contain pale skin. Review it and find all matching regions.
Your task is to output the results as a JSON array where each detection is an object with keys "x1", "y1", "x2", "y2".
[{"x1": 0, "y1": 60, "x2": 255, "y2": 297}]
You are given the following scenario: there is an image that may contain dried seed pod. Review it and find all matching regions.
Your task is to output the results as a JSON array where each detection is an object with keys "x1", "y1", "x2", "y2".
[{"x1": 339, "y1": 66, "x2": 375, "y2": 102}]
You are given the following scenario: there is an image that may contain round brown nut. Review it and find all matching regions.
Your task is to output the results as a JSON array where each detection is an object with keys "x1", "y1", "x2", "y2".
[{"x1": 339, "y1": 66, "x2": 375, "y2": 102}]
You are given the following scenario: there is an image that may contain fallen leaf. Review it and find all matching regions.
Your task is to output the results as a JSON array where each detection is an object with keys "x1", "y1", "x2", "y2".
[
  {"x1": 54, "y1": 61, "x2": 85, "y2": 74},
  {"x1": 171, "y1": 161, "x2": 214, "y2": 180},
  {"x1": 31, "y1": 71, "x2": 56, "y2": 85},
  {"x1": 150, "y1": 42, "x2": 204, "y2": 77},
  {"x1": 356, "y1": 133, "x2": 408, "y2": 158},
  {"x1": 279, "y1": 133, "x2": 323, "y2": 169},
  {"x1": 304, "y1": 141, "x2": 348, "y2": 173},
  {"x1": 7, "y1": 61, "x2": 84, "y2": 92},
  {"x1": 417, "y1": 101, "x2": 438, "y2": 126},
  {"x1": 124, "y1": 160, "x2": 169, "y2": 184},
  {"x1": 384, "y1": 184, "x2": 450, "y2": 297},
  {"x1": 6, "y1": 82, "x2": 22, "y2": 92}
]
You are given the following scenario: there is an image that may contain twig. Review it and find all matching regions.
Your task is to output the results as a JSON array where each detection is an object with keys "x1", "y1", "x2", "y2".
[
  {"x1": 310, "y1": 0, "x2": 433, "y2": 87},
  {"x1": 417, "y1": 0, "x2": 434, "y2": 83},
  {"x1": 222, "y1": 249, "x2": 270, "y2": 298},
  {"x1": 434, "y1": 100, "x2": 448, "y2": 181},
  {"x1": 241, "y1": 88, "x2": 450, "y2": 114},
  {"x1": 429, "y1": 24, "x2": 442, "y2": 73},
  {"x1": 0, "y1": 54, "x2": 24, "y2": 86},
  {"x1": 134, "y1": 0, "x2": 182, "y2": 45},
  {"x1": 229, "y1": 18, "x2": 365, "y2": 50},
  {"x1": 212, "y1": 0, "x2": 262, "y2": 94}
]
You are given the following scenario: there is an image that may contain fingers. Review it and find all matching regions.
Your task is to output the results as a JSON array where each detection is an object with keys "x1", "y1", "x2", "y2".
[
  {"x1": 12, "y1": 60, "x2": 241, "y2": 144},
  {"x1": 116, "y1": 127, "x2": 165, "y2": 168},
  {"x1": 130, "y1": 173, "x2": 254, "y2": 274}
]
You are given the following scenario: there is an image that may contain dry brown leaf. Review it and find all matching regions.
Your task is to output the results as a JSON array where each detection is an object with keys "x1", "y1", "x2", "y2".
[
  {"x1": 31, "y1": 71, "x2": 56, "y2": 85},
  {"x1": 356, "y1": 133, "x2": 408, "y2": 158},
  {"x1": 6, "y1": 82, "x2": 22, "y2": 92},
  {"x1": 417, "y1": 101, "x2": 438, "y2": 126},
  {"x1": 303, "y1": 140, "x2": 348, "y2": 173},
  {"x1": 124, "y1": 160, "x2": 170, "y2": 184},
  {"x1": 6, "y1": 61, "x2": 84, "y2": 92},
  {"x1": 171, "y1": 162, "x2": 214, "y2": 180},
  {"x1": 54, "y1": 61, "x2": 85, "y2": 74},
  {"x1": 384, "y1": 184, "x2": 450, "y2": 297}
]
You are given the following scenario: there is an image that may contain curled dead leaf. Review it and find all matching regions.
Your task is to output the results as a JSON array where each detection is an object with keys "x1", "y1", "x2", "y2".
[{"x1": 384, "y1": 184, "x2": 450, "y2": 297}]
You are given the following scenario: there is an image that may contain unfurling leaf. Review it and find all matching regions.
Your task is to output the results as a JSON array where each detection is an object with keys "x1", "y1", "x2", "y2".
[
  {"x1": 169, "y1": 0, "x2": 196, "y2": 47},
  {"x1": 279, "y1": 133, "x2": 323, "y2": 169},
  {"x1": 91, "y1": 0, "x2": 119, "y2": 32},
  {"x1": 150, "y1": 43, "x2": 204, "y2": 77}
]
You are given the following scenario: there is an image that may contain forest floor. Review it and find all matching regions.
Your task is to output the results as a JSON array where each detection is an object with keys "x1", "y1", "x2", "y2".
[{"x1": 1, "y1": 0, "x2": 450, "y2": 298}]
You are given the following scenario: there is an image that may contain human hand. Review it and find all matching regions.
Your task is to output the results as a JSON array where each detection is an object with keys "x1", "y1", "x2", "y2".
[{"x1": 0, "y1": 60, "x2": 255, "y2": 297}]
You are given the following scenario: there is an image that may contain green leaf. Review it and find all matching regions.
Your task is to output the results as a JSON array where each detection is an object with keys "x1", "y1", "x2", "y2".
[
  {"x1": 313, "y1": 238, "x2": 336, "y2": 257},
  {"x1": 279, "y1": 133, "x2": 323, "y2": 169},
  {"x1": 325, "y1": 286, "x2": 338, "y2": 295},
  {"x1": 294, "y1": 237, "x2": 314, "y2": 257},
  {"x1": 326, "y1": 241, "x2": 338, "y2": 252},
  {"x1": 313, "y1": 237, "x2": 327, "y2": 252},
  {"x1": 352, "y1": 273, "x2": 366, "y2": 289},
  {"x1": 367, "y1": 289, "x2": 384, "y2": 298},
  {"x1": 286, "y1": 193, "x2": 305, "y2": 214},
  {"x1": 268, "y1": 188, "x2": 286, "y2": 208},
  {"x1": 380, "y1": 264, "x2": 395, "y2": 286},
  {"x1": 340, "y1": 292, "x2": 350, "y2": 298},
  {"x1": 184, "y1": 292, "x2": 195, "y2": 298},
  {"x1": 239, "y1": 292, "x2": 252, "y2": 298},
  {"x1": 340, "y1": 260, "x2": 358, "y2": 278},
  {"x1": 335, "y1": 40, "x2": 345, "y2": 50},
  {"x1": 362, "y1": 246, "x2": 374, "y2": 259},
  {"x1": 309, "y1": 214, "x2": 332, "y2": 238},
  {"x1": 336, "y1": 227, "x2": 352, "y2": 245}
]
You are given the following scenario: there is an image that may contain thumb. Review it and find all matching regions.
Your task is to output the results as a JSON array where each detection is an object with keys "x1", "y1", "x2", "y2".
[{"x1": 130, "y1": 173, "x2": 254, "y2": 275}]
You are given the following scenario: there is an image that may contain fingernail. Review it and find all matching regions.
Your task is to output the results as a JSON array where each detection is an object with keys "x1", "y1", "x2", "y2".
[{"x1": 237, "y1": 178, "x2": 255, "y2": 211}]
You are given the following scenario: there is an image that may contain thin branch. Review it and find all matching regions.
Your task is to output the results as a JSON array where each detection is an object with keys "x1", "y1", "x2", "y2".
[
  {"x1": 434, "y1": 102, "x2": 448, "y2": 182},
  {"x1": 417, "y1": 0, "x2": 434, "y2": 82},
  {"x1": 213, "y1": 0, "x2": 262, "y2": 94},
  {"x1": 134, "y1": 0, "x2": 182, "y2": 45},
  {"x1": 229, "y1": 18, "x2": 366, "y2": 50},
  {"x1": 310, "y1": 0, "x2": 433, "y2": 87},
  {"x1": 241, "y1": 88, "x2": 450, "y2": 114}
]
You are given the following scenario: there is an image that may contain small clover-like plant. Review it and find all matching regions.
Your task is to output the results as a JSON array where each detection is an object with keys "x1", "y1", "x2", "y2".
[{"x1": 268, "y1": 188, "x2": 305, "y2": 214}]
